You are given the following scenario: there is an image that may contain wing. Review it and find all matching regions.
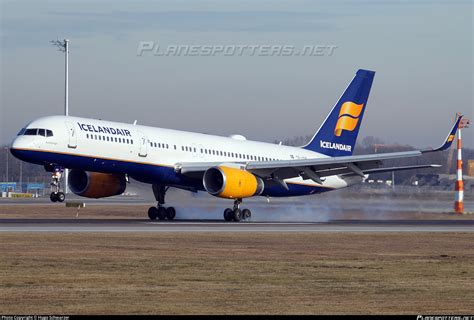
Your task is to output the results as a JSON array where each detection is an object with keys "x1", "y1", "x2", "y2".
[{"x1": 175, "y1": 115, "x2": 462, "y2": 185}]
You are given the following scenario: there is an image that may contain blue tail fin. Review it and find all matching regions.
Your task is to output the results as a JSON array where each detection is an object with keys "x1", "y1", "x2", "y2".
[{"x1": 302, "y1": 69, "x2": 375, "y2": 157}]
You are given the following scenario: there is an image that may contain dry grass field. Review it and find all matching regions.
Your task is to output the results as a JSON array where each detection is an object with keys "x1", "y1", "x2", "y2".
[{"x1": 1, "y1": 232, "x2": 472, "y2": 314}]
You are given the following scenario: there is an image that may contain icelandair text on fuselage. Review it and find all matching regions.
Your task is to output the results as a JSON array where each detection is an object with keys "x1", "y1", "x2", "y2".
[
  {"x1": 77, "y1": 123, "x2": 132, "y2": 137},
  {"x1": 320, "y1": 140, "x2": 352, "y2": 152}
]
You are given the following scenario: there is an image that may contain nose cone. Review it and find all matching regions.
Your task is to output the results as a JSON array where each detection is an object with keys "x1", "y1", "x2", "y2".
[
  {"x1": 9, "y1": 147, "x2": 21, "y2": 160},
  {"x1": 10, "y1": 137, "x2": 30, "y2": 162},
  {"x1": 10, "y1": 139, "x2": 22, "y2": 160}
]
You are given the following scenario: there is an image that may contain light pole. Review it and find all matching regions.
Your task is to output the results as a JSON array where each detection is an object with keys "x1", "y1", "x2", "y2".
[
  {"x1": 51, "y1": 39, "x2": 70, "y2": 194},
  {"x1": 4, "y1": 147, "x2": 8, "y2": 184},
  {"x1": 19, "y1": 161, "x2": 22, "y2": 192}
]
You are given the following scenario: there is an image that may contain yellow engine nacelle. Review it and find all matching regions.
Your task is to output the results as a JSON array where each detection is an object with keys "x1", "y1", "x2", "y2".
[
  {"x1": 203, "y1": 166, "x2": 264, "y2": 199},
  {"x1": 68, "y1": 170, "x2": 126, "y2": 198}
]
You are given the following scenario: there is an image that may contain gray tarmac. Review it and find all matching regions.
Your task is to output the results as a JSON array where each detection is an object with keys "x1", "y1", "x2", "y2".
[{"x1": 1, "y1": 218, "x2": 473, "y2": 232}]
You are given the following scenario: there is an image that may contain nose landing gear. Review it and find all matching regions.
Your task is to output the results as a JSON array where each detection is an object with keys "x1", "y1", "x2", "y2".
[
  {"x1": 223, "y1": 199, "x2": 251, "y2": 222},
  {"x1": 49, "y1": 168, "x2": 65, "y2": 203},
  {"x1": 148, "y1": 184, "x2": 176, "y2": 221}
]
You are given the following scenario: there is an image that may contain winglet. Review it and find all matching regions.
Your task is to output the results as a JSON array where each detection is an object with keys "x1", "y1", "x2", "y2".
[{"x1": 422, "y1": 114, "x2": 462, "y2": 153}]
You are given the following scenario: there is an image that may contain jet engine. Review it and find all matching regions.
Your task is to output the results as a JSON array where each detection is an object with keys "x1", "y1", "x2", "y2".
[
  {"x1": 203, "y1": 166, "x2": 264, "y2": 199},
  {"x1": 68, "y1": 170, "x2": 126, "y2": 198}
]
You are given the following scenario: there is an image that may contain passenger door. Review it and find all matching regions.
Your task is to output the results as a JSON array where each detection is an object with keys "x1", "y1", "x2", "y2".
[
  {"x1": 138, "y1": 132, "x2": 148, "y2": 157},
  {"x1": 65, "y1": 121, "x2": 77, "y2": 149}
]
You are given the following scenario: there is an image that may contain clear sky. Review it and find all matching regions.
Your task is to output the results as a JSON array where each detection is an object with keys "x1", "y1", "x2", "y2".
[{"x1": 1, "y1": 0, "x2": 472, "y2": 147}]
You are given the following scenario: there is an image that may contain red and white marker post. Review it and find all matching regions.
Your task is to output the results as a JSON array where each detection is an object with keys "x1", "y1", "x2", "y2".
[{"x1": 454, "y1": 116, "x2": 470, "y2": 214}]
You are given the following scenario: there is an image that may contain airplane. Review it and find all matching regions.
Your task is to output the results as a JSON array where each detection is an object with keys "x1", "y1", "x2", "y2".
[{"x1": 9, "y1": 69, "x2": 462, "y2": 222}]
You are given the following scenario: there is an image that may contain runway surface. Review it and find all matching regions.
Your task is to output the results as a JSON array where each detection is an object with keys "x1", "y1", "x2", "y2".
[{"x1": 1, "y1": 218, "x2": 472, "y2": 232}]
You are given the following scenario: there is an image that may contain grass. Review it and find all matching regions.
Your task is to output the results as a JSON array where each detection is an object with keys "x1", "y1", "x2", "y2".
[{"x1": 0, "y1": 232, "x2": 473, "y2": 314}]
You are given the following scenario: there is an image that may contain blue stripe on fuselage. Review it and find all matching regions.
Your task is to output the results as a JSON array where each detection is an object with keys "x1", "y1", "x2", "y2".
[{"x1": 10, "y1": 148, "x2": 332, "y2": 197}]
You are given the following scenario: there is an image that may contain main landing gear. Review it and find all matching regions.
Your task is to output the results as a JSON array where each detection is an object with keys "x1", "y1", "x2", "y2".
[
  {"x1": 49, "y1": 169, "x2": 65, "y2": 203},
  {"x1": 223, "y1": 199, "x2": 251, "y2": 222},
  {"x1": 148, "y1": 184, "x2": 176, "y2": 221}
]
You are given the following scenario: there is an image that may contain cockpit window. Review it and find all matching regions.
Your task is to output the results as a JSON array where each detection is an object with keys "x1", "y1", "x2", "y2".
[
  {"x1": 20, "y1": 128, "x2": 54, "y2": 137},
  {"x1": 24, "y1": 128, "x2": 38, "y2": 135}
]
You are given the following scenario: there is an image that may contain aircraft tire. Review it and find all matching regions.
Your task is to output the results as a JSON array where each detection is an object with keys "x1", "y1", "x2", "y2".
[
  {"x1": 50, "y1": 193, "x2": 58, "y2": 202},
  {"x1": 148, "y1": 207, "x2": 158, "y2": 220},
  {"x1": 242, "y1": 209, "x2": 251, "y2": 220},
  {"x1": 57, "y1": 192, "x2": 65, "y2": 202},
  {"x1": 166, "y1": 207, "x2": 176, "y2": 220},
  {"x1": 233, "y1": 209, "x2": 242, "y2": 222},
  {"x1": 157, "y1": 207, "x2": 167, "y2": 220},
  {"x1": 224, "y1": 208, "x2": 233, "y2": 221}
]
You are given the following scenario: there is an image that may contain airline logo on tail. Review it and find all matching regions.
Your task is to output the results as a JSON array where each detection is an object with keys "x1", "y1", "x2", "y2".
[
  {"x1": 334, "y1": 102, "x2": 364, "y2": 137},
  {"x1": 447, "y1": 134, "x2": 455, "y2": 142}
]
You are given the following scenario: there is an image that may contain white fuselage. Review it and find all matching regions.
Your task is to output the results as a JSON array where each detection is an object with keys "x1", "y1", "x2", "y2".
[{"x1": 11, "y1": 115, "x2": 359, "y2": 197}]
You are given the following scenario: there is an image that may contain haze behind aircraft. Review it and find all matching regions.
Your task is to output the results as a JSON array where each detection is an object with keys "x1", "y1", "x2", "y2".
[{"x1": 10, "y1": 69, "x2": 461, "y2": 222}]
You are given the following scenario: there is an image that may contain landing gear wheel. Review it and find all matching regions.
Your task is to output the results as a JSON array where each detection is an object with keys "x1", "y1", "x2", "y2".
[
  {"x1": 148, "y1": 207, "x2": 158, "y2": 220},
  {"x1": 242, "y1": 209, "x2": 251, "y2": 221},
  {"x1": 165, "y1": 207, "x2": 176, "y2": 220},
  {"x1": 157, "y1": 206, "x2": 167, "y2": 220},
  {"x1": 50, "y1": 193, "x2": 58, "y2": 202},
  {"x1": 233, "y1": 209, "x2": 242, "y2": 222},
  {"x1": 57, "y1": 192, "x2": 65, "y2": 203},
  {"x1": 224, "y1": 208, "x2": 233, "y2": 222},
  {"x1": 49, "y1": 168, "x2": 64, "y2": 202},
  {"x1": 150, "y1": 184, "x2": 175, "y2": 221}
]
